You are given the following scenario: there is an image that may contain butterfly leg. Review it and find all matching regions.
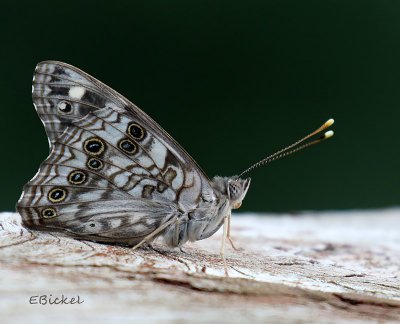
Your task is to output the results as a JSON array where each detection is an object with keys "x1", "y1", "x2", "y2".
[
  {"x1": 220, "y1": 214, "x2": 229, "y2": 277},
  {"x1": 227, "y1": 212, "x2": 240, "y2": 251},
  {"x1": 173, "y1": 217, "x2": 181, "y2": 247},
  {"x1": 131, "y1": 216, "x2": 177, "y2": 251}
]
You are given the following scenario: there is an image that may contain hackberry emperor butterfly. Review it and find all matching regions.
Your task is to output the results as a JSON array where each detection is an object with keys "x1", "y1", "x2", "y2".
[{"x1": 16, "y1": 61, "x2": 334, "y2": 276}]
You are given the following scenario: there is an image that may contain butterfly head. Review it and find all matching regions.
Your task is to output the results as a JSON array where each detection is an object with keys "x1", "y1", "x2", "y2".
[{"x1": 212, "y1": 176, "x2": 251, "y2": 210}]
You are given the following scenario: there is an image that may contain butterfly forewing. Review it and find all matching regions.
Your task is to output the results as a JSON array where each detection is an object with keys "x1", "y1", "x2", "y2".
[{"x1": 33, "y1": 61, "x2": 129, "y2": 149}]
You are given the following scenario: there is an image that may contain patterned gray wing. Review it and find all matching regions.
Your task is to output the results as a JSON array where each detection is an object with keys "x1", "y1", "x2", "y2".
[
  {"x1": 33, "y1": 61, "x2": 130, "y2": 149},
  {"x1": 32, "y1": 61, "x2": 215, "y2": 210},
  {"x1": 17, "y1": 107, "x2": 182, "y2": 244}
]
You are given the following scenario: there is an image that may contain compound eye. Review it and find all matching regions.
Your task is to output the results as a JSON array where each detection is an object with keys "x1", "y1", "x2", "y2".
[{"x1": 228, "y1": 182, "x2": 241, "y2": 200}]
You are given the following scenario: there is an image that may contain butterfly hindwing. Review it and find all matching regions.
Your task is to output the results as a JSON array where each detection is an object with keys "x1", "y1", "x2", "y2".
[{"x1": 17, "y1": 110, "x2": 178, "y2": 243}]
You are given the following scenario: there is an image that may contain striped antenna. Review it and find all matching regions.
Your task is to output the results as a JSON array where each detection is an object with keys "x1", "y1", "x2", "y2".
[{"x1": 238, "y1": 119, "x2": 334, "y2": 178}]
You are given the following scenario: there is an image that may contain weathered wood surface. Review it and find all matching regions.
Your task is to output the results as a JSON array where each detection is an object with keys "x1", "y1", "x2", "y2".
[{"x1": 1, "y1": 209, "x2": 400, "y2": 323}]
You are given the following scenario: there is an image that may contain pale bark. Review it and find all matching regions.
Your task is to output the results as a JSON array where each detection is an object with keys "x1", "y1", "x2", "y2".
[{"x1": 1, "y1": 209, "x2": 399, "y2": 323}]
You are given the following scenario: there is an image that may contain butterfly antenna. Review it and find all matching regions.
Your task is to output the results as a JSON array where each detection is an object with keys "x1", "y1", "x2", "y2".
[{"x1": 238, "y1": 118, "x2": 334, "y2": 178}]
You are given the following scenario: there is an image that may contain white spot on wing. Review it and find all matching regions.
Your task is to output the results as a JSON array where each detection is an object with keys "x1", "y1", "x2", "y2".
[
  {"x1": 150, "y1": 139, "x2": 167, "y2": 169},
  {"x1": 136, "y1": 155, "x2": 154, "y2": 168},
  {"x1": 68, "y1": 86, "x2": 85, "y2": 99},
  {"x1": 132, "y1": 223, "x2": 147, "y2": 232},
  {"x1": 109, "y1": 218, "x2": 122, "y2": 228},
  {"x1": 114, "y1": 173, "x2": 129, "y2": 187},
  {"x1": 171, "y1": 166, "x2": 184, "y2": 190}
]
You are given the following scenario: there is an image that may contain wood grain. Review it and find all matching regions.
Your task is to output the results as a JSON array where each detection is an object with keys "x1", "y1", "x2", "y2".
[{"x1": 1, "y1": 209, "x2": 399, "y2": 323}]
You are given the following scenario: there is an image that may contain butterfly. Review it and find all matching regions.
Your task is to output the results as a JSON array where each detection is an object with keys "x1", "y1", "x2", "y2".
[{"x1": 16, "y1": 61, "x2": 334, "y2": 276}]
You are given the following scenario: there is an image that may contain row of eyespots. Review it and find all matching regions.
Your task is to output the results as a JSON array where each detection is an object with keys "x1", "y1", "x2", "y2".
[
  {"x1": 46, "y1": 170, "x2": 87, "y2": 202},
  {"x1": 81, "y1": 137, "x2": 105, "y2": 172},
  {"x1": 43, "y1": 187, "x2": 64, "y2": 217},
  {"x1": 43, "y1": 169, "x2": 87, "y2": 218},
  {"x1": 42, "y1": 135, "x2": 112, "y2": 214},
  {"x1": 58, "y1": 137, "x2": 105, "y2": 213},
  {"x1": 44, "y1": 183, "x2": 66, "y2": 217},
  {"x1": 118, "y1": 122, "x2": 146, "y2": 155},
  {"x1": 42, "y1": 121, "x2": 146, "y2": 218},
  {"x1": 43, "y1": 170, "x2": 88, "y2": 217}
]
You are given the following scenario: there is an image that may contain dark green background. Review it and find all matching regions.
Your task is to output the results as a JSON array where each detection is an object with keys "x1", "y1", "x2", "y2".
[{"x1": 1, "y1": 1, "x2": 399, "y2": 212}]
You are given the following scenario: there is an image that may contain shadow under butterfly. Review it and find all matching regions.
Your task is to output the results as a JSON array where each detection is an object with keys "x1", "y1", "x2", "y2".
[{"x1": 16, "y1": 61, "x2": 334, "y2": 276}]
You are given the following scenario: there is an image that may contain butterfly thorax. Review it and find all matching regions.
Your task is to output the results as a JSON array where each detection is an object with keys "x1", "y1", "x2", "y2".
[{"x1": 166, "y1": 176, "x2": 251, "y2": 246}]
